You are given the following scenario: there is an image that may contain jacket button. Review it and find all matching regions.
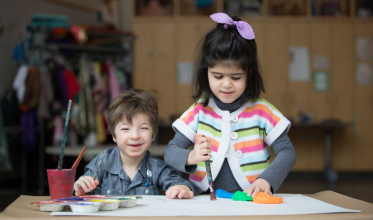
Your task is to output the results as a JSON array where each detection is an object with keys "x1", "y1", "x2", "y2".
[
  {"x1": 231, "y1": 132, "x2": 238, "y2": 140},
  {"x1": 231, "y1": 116, "x2": 238, "y2": 123},
  {"x1": 235, "y1": 150, "x2": 243, "y2": 158},
  {"x1": 145, "y1": 189, "x2": 149, "y2": 194},
  {"x1": 107, "y1": 189, "x2": 111, "y2": 194}
]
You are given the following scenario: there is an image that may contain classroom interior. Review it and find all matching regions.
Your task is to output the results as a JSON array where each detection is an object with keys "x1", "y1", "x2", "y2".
[{"x1": 1, "y1": 0, "x2": 373, "y2": 212}]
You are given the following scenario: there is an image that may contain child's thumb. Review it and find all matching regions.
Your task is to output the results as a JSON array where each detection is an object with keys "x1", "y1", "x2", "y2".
[{"x1": 95, "y1": 180, "x2": 99, "y2": 185}]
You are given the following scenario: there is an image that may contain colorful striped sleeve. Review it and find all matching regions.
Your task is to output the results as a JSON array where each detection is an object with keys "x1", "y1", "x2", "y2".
[
  {"x1": 251, "y1": 98, "x2": 291, "y2": 146},
  {"x1": 172, "y1": 102, "x2": 202, "y2": 142}
]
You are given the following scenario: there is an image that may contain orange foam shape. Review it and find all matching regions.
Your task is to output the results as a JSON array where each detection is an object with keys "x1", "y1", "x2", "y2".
[{"x1": 253, "y1": 192, "x2": 283, "y2": 204}]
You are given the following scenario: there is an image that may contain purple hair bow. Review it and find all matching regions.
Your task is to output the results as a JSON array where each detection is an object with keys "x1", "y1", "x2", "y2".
[{"x1": 210, "y1": 12, "x2": 255, "y2": 40}]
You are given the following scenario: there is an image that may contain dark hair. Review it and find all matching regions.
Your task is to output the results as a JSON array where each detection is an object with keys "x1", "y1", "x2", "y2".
[
  {"x1": 192, "y1": 16, "x2": 265, "y2": 106},
  {"x1": 108, "y1": 89, "x2": 158, "y2": 138}
]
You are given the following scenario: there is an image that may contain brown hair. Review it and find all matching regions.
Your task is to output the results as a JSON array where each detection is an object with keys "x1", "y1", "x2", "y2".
[{"x1": 107, "y1": 89, "x2": 158, "y2": 138}]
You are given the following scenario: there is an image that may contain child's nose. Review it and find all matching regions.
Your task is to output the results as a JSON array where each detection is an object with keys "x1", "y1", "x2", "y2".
[
  {"x1": 130, "y1": 130, "x2": 140, "y2": 139},
  {"x1": 222, "y1": 78, "x2": 232, "y2": 88}
]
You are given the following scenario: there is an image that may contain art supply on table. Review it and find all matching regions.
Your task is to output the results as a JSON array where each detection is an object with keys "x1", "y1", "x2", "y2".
[
  {"x1": 68, "y1": 202, "x2": 102, "y2": 213},
  {"x1": 47, "y1": 100, "x2": 75, "y2": 200},
  {"x1": 57, "y1": 99, "x2": 72, "y2": 170},
  {"x1": 115, "y1": 198, "x2": 138, "y2": 208},
  {"x1": 55, "y1": 197, "x2": 85, "y2": 201},
  {"x1": 79, "y1": 195, "x2": 110, "y2": 199},
  {"x1": 47, "y1": 169, "x2": 76, "y2": 200},
  {"x1": 71, "y1": 147, "x2": 87, "y2": 170},
  {"x1": 216, "y1": 189, "x2": 234, "y2": 199},
  {"x1": 31, "y1": 201, "x2": 67, "y2": 212},
  {"x1": 202, "y1": 135, "x2": 216, "y2": 201},
  {"x1": 253, "y1": 192, "x2": 283, "y2": 204},
  {"x1": 232, "y1": 191, "x2": 253, "y2": 201},
  {"x1": 93, "y1": 149, "x2": 107, "y2": 180},
  {"x1": 89, "y1": 199, "x2": 120, "y2": 211},
  {"x1": 216, "y1": 189, "x2": 283, "y2": 204}
]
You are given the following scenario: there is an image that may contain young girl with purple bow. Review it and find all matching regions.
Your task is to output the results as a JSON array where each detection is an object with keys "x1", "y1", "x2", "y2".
[{"x1": 164, "y1": 13, "x2": 296, "y2": 198}]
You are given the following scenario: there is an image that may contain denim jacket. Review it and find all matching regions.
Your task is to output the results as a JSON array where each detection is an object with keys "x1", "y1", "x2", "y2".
[{"x1": 83, "y1": 147, "x2": 194, "y2": 196}]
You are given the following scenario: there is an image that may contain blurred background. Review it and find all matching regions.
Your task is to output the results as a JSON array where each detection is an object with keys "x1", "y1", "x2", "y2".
[{"x1": 1, "y1": 0, "x2": 373, "y2": 211}]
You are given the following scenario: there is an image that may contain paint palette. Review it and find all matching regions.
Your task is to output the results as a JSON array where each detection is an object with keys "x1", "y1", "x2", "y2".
[
  {"x1": 79, "y1": 195, "x2": 111, "y2": 199},
  {"x1": 54, "y1": 197, "x2": 86, "y2": 201},
  {"x1": 32, "y1": 195, "x2": 142, "y2": 213},
  {"x1": 108, "y1": 196, "x2": 142, "y2": 208},
  {"x1": 89, "y1": 199, "x2": 120, "y2": 211},
  {"x1": 68, "y1": 202, "x2": 103, "y2": 213},
  {"x1": 31, "y1": 201, "x2": 67, "y2": 212}
]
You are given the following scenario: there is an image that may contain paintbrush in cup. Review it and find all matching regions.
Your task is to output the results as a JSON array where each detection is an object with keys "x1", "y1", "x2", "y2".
[
  {"x1": 202, "y1": 135, "x2": 216, "y2": 200},
  {"x1": 71, "y1": 147, "x2": 86, "y2": 170},
  {"x1": 93, "y1": 149, "x2": 107, "y2": 180},
  {"x1": 57, "y1": 100, "x2": 72, "y2": 170}
]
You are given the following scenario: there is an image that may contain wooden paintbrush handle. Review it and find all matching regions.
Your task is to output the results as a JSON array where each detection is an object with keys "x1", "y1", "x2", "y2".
[{"x1": 71, "y1": 147, "x2": 86, "y2": 170}]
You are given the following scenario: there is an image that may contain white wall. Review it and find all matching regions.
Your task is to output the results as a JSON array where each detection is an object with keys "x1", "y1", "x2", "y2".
[{"x1": 0, "y1": 0, "x2": 132, "y2": 99}]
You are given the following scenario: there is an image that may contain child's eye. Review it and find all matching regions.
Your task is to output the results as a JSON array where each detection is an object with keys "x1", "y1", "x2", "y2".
[
  {"x1": 141, "y1": 127, "x2": 149, "y2": 130},
  {"x1": 214, "y1": 75, "x2": 223, "y2": 79},
  {"x1": 121, "y1": 128, "x2": 129, "y2": 131},
  {"x1": 232, "y1": 77, "x2": 241, "y2": 80}
]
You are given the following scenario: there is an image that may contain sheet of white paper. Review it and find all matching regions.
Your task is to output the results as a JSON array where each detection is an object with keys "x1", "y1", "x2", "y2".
[
  {"x1": 51, "y1": 194, "x2": 360, "y2": 217},
  {"x1": 313, "y1": 56, "x2": 329, "y2": 69},
  {"x1": 356, "y1": 63, "x2": 372, "y2": 85},
  {"x1": 289, "y1": 47, "x2": 311, "y2": 81},
  {"x1": 356, "y1": 38, "x2": 372, "y2": 60}
]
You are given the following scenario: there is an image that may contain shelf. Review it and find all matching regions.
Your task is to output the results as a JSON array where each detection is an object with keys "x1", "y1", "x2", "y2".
[
  {"x1": 132, "y1": 0, "x2": 373, "y2": 21},
  {"x1": 32, "y1": 43, "x2": 130, "y2": 54}
]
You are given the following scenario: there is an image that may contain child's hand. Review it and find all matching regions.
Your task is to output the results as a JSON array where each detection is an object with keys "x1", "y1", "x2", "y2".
[
  {"x1": 244, "y1": 178, "x2": 272, "y2": 197},
  {"x1": 74, "y1": 176, "x2": 99, "y2": 196},
  {"x1": 166, "y1": 185, "x2": 194, "y2": 199},
  {"x1": 187, "y1": 136, "x2": 212, "y2": 165}
]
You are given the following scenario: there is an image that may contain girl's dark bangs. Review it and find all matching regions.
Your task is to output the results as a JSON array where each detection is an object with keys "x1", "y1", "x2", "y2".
[{"x1": 205, "y1": 30, "x2": 252, "y2": 68}]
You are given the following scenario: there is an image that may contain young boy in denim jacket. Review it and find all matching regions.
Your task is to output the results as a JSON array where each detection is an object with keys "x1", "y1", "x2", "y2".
[{"x1": 74, "y1": 90, "x2": 194, "y2": 199}]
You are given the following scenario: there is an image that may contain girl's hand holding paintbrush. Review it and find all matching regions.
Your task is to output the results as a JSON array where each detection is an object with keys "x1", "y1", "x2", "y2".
[{"x1": 186, "y1": 136, "x2": 212, "y2": 165}]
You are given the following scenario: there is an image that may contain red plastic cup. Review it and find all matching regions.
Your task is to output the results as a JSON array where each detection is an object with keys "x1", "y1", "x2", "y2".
[{"x1": 47, "y1": 169, "x2": 76, "y2": 200}]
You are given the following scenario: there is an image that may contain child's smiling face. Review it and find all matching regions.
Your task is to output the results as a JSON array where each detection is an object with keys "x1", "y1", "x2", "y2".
[
  {"x1": 208, "y1": 62, "x2": 247, "y2": 103},
  {"x1": 112, "y1": 113, "x2": 155, "y2": 159}
]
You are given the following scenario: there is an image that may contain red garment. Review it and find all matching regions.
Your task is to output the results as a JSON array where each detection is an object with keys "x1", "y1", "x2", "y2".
[{"x1": 63, "y1": 69, "x2": 80, "y2": 101}]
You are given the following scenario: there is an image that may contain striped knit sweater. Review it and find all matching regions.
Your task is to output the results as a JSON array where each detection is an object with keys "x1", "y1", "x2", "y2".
[{"x1": 172, "y1": 98, "x2": 291, "y2": 192}]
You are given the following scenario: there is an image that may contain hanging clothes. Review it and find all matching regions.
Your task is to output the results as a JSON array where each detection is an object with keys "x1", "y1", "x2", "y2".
[
  {"x1": 20, "y1": 109, "x2": 37, "y2": 151},
  {"x1": 107, "y1": 61, "x2": 120, "y2": 100},
  {"x1": 53, "y1": 115, "x2": 63, "y2": 146},
  {"x1": 63, "y1": 68, "x2": 80, "y2": 101},
  {"x1": 58, "y1": 67, "x2": 69, "y2": 109},
  {"x1": 37, "y1": 66, "x2": 54, "y2": 120},
  {"x1": 91, "y1": 62, "x2": 107, "y2": 143},
  {"x1": 91, "y1": 62, "x2": 107, "y2": 113},
  {"x1": 20, "y1": 66, "x2": 40, "y2": 112},
  {"x1": 12, "y1": 65, "x2": 29, "y2": 103},
  {"x1": 95, "y1": 113, "x2": 106, "y2": 143},
  {"x1": 76, "y1": 55, "x2": 95, "y2": 136},
  {"x1": 0, "y1": 117, "x2": 12, "y2": 172}
]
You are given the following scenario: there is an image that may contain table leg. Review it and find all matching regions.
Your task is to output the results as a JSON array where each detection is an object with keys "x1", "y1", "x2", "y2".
[
  {"x1": 324, "y1": 127, "x2": 338, "y2": 190},
  {"x1": 38, "y1": 119, "x2": 45, "y2": 195}
]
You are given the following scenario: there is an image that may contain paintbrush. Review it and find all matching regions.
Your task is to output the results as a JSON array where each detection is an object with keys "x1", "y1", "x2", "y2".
[
  {"x1": 93, "y1": 150, "x2": 107, "y2": 180},
  {"x1": 71, "y1": 147, "x2": 86, "y2": 170},
  {"x1": 57, "y1": 100, "x2": 72, "y2": 170},
  {"x1": 202, "y1": 135, "x2": 216, "y2": 201}
]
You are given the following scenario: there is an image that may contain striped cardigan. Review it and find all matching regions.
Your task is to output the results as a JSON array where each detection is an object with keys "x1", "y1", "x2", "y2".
[{"x1": 173, "y1": 98, "x2": 291, "y2": 192}]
